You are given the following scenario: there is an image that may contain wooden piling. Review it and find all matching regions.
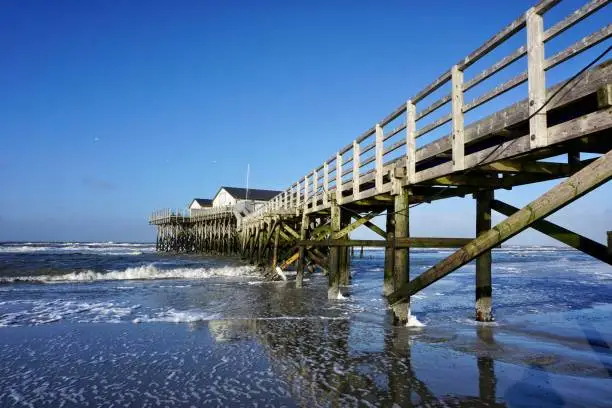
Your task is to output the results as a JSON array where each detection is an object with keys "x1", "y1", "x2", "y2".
[
  {"x1": 475, "y1": 190, "x2": 493, "y2": 322},
  {"x1": 296, "y1": 213, "x2": 309, "y2": 288},
  {"x1": 272, "y1": 219, "x2": 280, "y2": 269},
  {"x1": 383, "y1": 211, "x2": 394, "y2": 295},
  {"x1": 339, "y1": 211, "x2": 351, "y2": 285},
  {"x1": 392, "y1": 187, "x2": 410, "y2": 325},
  {"x1": 328, "y1": 194, "x2": 341, "y2": 299}
]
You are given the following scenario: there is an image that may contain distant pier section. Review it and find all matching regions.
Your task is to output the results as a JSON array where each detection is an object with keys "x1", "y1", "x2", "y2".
[{"x1": 152, "y1": 0, "x2": 612, "y2": 325}]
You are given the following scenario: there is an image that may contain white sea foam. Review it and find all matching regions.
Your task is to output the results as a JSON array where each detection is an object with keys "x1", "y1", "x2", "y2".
[
  {"x1": 0, "y1": 299, "x2": 141, "y2": 326},
  {"x1": 275, "y1": 267, "x2": 287, "y2": 281},
  {"x1": 133, "y1": 309, "x2": 221, "y2": 324},
  {"x1": 405, "y1": 311, "x2": 425, "y2": 328},
  {"x1": 133, "y1": 309, "x2": 349, "y2": 324},
  {"x1": 1, "y1": 264, "x2": 257, "y2": 283}
]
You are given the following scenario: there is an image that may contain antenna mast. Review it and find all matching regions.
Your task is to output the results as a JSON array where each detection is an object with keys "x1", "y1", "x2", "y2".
[{"x1": 246, "y1": 163, "x2": 250, "y2": 201}]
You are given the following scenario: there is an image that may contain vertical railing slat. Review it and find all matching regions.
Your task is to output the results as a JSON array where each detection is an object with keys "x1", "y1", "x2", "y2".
[
  {"x1": 375, "y1": 124, "x2": 384, "y2": 191},
  {"x1": 406, "y1": 101, "x2": 416, "y2": 184},
  {"x1": 313, "y1": 169, "x2": 318, "y2": 207},
  {"x1": 527, "y1": 6, "x2": 548, "y2": 148},
  {"x1": 451, "y1": 65, "x2": 465, "y2": 171},
  {"x1": 303, "y1": 175, "x2": 309, "y2": 209},
  {"x1": 323, "y1": 161, "x2": 329, "y2": 206},
  {"x1": 336, "y1": 152, "x2": 343, "y2": 205},
  {"x1": 353, "y1": 140, "x2": 361, "y2": 197}
]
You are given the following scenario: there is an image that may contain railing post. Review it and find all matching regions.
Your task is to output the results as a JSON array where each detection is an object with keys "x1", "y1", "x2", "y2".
[
  {"x1": 336, "y1": 152, "x2": 343, "y2": 205},
  {"x1": 323, "y1": 161, "x2": 329, "y2": 206},
  {"x1": 296, "y1": 182, "x2": 300, "y2": 208},
  {"x1": 526, "y1": 6, "x2": 547, "y2": 148},
  {"x1": 406, "y1": 100, "x2": 416, "y2": 184},
  {"x1": 375, "y1": 124, "x2": 384, "y2": 191},
  {"x1": 353, "y1": 140, "x2": 361, "y2": 197},
  {"x1": 313, "y1": 169, "x2": 318, "y2": 207},
  {"x1": 451, "y1": 65, "x2": 465, "y2": 171},
  {"x1": 303, "y1": 175, "x2": 309, "y2": 209}
]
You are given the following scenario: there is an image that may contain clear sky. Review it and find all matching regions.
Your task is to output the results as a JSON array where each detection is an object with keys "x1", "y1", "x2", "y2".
[{"x1": 1, "y1": 0, "x2": 610, "y2": 243}]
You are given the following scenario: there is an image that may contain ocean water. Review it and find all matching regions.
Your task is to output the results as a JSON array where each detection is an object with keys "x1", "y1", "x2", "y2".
[{"x1": 1, "y1": 242, "x2": 611, "y2": 407}]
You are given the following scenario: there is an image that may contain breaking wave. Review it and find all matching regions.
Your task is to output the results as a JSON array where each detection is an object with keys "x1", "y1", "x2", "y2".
[
  {"x1": 0, "y1": 242, "x2": 154, "y2": 255},
  {"x1": 1, "y1": 264, "x2": 258, "y2": 283}
]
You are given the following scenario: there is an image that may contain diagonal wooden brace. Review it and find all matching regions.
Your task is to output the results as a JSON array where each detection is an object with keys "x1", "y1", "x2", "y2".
[
  {"x1": 388, "y1": 148, "x2": 612, "y2": 306},
  {"x1": 491, "y1": 199, "x2": 611, "y2": 265},
  {"x1": 333, "y1": 211, "x2": 381, "y2": 239},
  {"x1": 352, "y1": 215, "x2": 386, "y2": 238}
]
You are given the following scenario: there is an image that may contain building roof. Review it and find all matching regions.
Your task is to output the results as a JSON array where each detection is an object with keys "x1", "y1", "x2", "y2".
[
  {"x1": 190, "y1": 198, "x2": 213, "y2": 207},
  {"x1": 218, "y1": 186, "x2": 282, "y2": 201}
]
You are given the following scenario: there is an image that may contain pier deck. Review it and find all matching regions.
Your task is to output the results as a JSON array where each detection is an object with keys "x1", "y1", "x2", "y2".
[{"x1": 151, "y1": 0, "x2": 612, "y2": 324}]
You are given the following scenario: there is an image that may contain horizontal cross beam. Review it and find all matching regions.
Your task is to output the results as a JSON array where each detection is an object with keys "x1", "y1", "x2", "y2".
[{"x1": 297, "y1": 237, "x2": 473, "y2": 248}]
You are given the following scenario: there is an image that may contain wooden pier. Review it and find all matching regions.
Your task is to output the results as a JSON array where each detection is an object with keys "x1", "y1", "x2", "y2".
[{"x1": 151, "y1": 0, "x2": 612, "y2": 325}]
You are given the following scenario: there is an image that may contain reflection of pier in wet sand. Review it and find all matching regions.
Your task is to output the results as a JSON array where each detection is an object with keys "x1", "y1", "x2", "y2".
[{"x1": 201, "y1": 315, "x2": 507, "y2": 406}]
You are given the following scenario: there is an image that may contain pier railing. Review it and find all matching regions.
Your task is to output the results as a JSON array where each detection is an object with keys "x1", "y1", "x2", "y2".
[
  {"x1": 150, "y1": 206, "x2": 235, "y2": 224},
  {"x1": 243, "y1": 0, "x2": 611, "y2": 224}
]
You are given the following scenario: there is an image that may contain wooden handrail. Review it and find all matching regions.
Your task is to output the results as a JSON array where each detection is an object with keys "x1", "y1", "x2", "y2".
[{"x1": 240, "y1": 0, "x2": 610, "y2": 226}]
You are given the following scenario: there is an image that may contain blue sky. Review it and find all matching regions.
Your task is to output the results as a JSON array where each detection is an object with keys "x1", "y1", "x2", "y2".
[{"x1": 0, "y1": 0, "x2": 610, "y2": 243}]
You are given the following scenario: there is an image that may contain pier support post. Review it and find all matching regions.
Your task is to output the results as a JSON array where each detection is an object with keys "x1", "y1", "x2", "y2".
[
  {"x1": 271, "y1": 219, "x2": 281, "y2": 270},
  {"x1": 257, "y1": 222, "x2": 266, "y2": 266},
  {"x1": 392, "y1": 187, "x2": 410, "y2": 325},
  {"x1": 383, "y1": 210, "x2": 394, "y2": 295},
  {"x1": 608, "y1": 231, "x2": 612, "y2": 257},
  {"x1": 339, "y1": 212, "x2": 351, "y2": 285},
  {"x1": 476, "y1": 190, "x2": 494, "y2": 322},
  {"x1": 328, "y1": 194, "x2": 341, "y2": 299},
  {"x1": 297, "y1": 213, "x2": 309, "y2": 288}
]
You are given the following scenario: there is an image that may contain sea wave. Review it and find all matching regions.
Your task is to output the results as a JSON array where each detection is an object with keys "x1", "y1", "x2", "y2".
[
  {"x1": 0, "y1": 264, "x2": 258, "y2": 283},
  {"x1": 0, "y1": 242, "x2": 154, "y2": 254}
]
